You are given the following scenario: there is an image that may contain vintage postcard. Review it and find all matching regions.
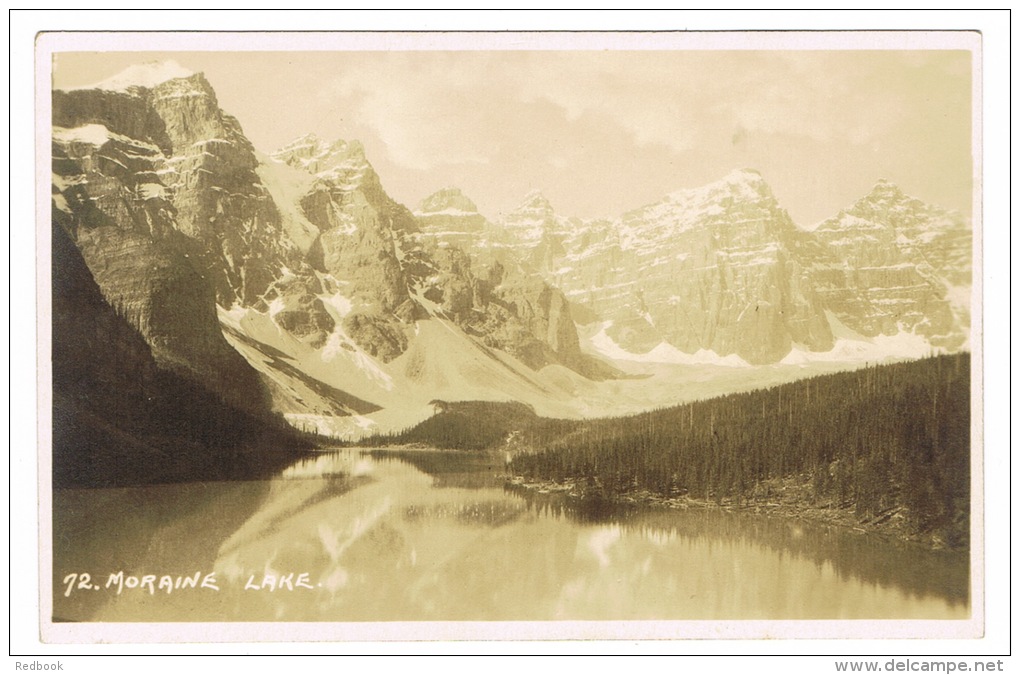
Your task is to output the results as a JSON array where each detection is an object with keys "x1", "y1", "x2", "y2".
[{"x1": 35, "y1": 29, "x2": 984, "y2": 644}]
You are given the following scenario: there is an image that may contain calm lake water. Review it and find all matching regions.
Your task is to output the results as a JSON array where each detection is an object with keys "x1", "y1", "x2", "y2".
[{"x1": 52, "y1": 449, "x2": 969, "y2": 622}]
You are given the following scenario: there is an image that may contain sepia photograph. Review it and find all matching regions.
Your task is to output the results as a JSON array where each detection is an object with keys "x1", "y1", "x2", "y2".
[{"x1": 28, "y1": 25, "x2": 994, "y2": 649}]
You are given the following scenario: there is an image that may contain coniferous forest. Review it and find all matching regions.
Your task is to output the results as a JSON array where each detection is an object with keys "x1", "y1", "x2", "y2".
[{"x1": 370, "y1": 354, "x2": 970, "y2": 548}]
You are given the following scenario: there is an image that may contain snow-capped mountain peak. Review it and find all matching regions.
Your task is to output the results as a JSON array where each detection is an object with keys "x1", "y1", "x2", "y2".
[
  {"x1": 516, "y1": 189, "x2": 555, "y2": 213},
  {"x1": 861, "y1": 178, "x2": 909, "y2": 203},
  {"x1": 663, "y1": 167, "x2": 774, "y2": 208},
  {"x1": 820, "y1": 178, "x2": 964, "y2": 235},
  {"x1": 497, "y1": 190, "x2": 571, "y2": 246},
  {"x1": 273, "y1": 132, "x2": 323, "y2": 155},
  {"x1": 71, "y1": 59, "x2": 196, "y2": 93},
  {"x1": 415, "y1": 186, "x2": 480, "y2": 216},
  {"x1": 723, "y1": 167, "x2": 765, "y2": 184},
  {"x1": 271, "y1": 134, "x2": 369, "y2": 180}
]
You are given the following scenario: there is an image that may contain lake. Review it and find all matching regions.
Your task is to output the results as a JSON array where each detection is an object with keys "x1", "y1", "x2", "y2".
[{"x1": 52, "y1": 448, "x2": 969, "y2": 622}]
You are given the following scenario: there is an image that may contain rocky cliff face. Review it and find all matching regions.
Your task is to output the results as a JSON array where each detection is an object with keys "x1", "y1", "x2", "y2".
[
  {"x1": 413, "y1": 187, "x2": 610, "y2": 376},
  {"x1": 50, "y1": 61, "x2": 972, "y2": 451},
  {"x1": 484, "y1": 170, "x2": 970, "y2": 365},
  {"x1": 254, "y1": 142, "x2": 604, "y2": 375},
  {"x1": 51, "y1": 220, "x2": 307, "y2": 487},
  {"x1": 494, "y1": 170, "x2": 835, "y2": 365},
  {"x1": 262, "y1": 134, "x2": 421, "y2": 363},
  {"x1": 273, "y1": 135, "x2": 417, "y2": 316},
  {"x1": 55, "y1": 72, "x2": 296, "y2": 308},
  {"x1": 148, "y1": 74, "x2": 295, "y2": 306},
  {"x1": 794, "y1": 180, "x2": 971, "y2": 350},
  {"x1": 51, "y1": 118, "x2": 270, "y2": 410}
]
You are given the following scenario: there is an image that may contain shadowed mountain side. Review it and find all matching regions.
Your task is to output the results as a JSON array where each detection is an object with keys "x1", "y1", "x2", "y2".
[
  {"x1": 219, "y1": 323, "x2": 383, "y2": 417},
  {"x1": 52, "y1": 221, "x2": 313, "y2": 488}
]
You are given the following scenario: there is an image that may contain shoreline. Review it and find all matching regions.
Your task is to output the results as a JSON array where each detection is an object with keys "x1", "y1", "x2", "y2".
[
  {"x1": 339, "y1": 444, "x2": 964, "y2": 553},
  {"x1": 506, "y1": 473, "x2": 965, "y2": 553}
]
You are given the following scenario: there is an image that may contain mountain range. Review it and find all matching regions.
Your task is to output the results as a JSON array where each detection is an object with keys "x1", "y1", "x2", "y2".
[{"x1": 50, "y1": 62, "x2": 973, "y2": 450}]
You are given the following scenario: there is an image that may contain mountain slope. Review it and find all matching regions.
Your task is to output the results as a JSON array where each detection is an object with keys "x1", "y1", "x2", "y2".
[
  {"x1": 793, "y1": 180, "x2": 971, "y2": 351},
  {"x1": 51, "y1": 67, "x2": 371, "y2": 425},
  {"x1": 51, "y1": 118, "x2": 271, "y2": 411},
  {"x1": 50, "y1": 61, "x2": 972, "y2": 451},
  {"x1": 413, "y1": 186, "x2": 617, "y2": 379},
  {"x1": 491, "y1": 170, "x2": 835, "y2": 364},
  {"x1": 488, "y1": 170, "x2": 969, "y2": 365},
  {"x1": 51, "y1": 220, "x2": 310, "y2": 487}
]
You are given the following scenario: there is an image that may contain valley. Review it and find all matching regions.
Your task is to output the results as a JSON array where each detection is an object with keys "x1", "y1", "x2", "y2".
[
  {"x1": 50, "y1": 62, "x2": 972, "y2": 454},
  {"x1": 46, "y1": 57, "x2": 975, "y2": 625}
]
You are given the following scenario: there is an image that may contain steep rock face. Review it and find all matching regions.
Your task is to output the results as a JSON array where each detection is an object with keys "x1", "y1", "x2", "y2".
[
  {"x1": 263, "y1": 272, "x2": 336, "y2": 349},
  {"x1": 270, "y1": 134, "x2": 419, "y2": 361},
  {"x1": 413, "y1": 187, "x2": 607, "y2": 376},
  {"x1": 497, "y1": 190, "x2": 575, "y2": 272},
  {"x1": 490, "y1": 172, "x2": 970, "y2": 363},
  {"x1": 273, "y1": 134, "x2": 417, "y2": 310},
  {"x1": 51, "y1": 123, "x2": 270, "y2": 410},
  {"x1": 52, "y1": 87, "x2": 173, "y2": 155},
  {"x1": 497, "y1": 170, "x2": 835, "y2": 364},
  {"x1": 56, "y1": 72, "x2": 296, "y2": 307},
  {"x1": 150, "y1": 74, "x2": 295, "y2": 306},
  {"x1": 797, "y1": 180, "x2": 971, "y2": 350},
  {"x1": 414, "y1": 186, "x2": 490, "y2": 251},
  {"x1": 266, "y1": 147, "x2": 603, "y2": 375},
  {"x1": 51, "y1": 221, "x2": 307, "y2": 487},
  {"x1": 53, "y1": 68, "x2": 416, "y2": 423}
]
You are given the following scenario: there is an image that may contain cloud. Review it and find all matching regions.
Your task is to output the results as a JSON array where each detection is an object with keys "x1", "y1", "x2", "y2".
[
  {"x1": 305, "y1": 49, "x2": 970, "y2": 221},
  {"x1": 316, "y1": 50, "x2": 943, "y2": 174},
  {"x1": 320, "y1": 53, "x2": 506, "y2": 170}
]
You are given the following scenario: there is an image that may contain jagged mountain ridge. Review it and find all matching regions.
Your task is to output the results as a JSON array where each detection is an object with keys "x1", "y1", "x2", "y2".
[
  {"x1": 51, "y1": 66, "x2": 611, "y2": 440},
  {"x1": 796, "y1": 180, "x2": 971, "y2": 351},
  {"x1": 412, "y1": 186, "x2": 613, "y2": 378},
  {"x1": 480, "y1": 170, "x2": 836, "y2": 365},
  {"x1": 473, "y1": 170, "x2": 970, "y2": 364},
  {"x1": 51, "y1": 61, "x2": 972, "y2": 444},
  {"x1": 260, "y1": 131, "x2": 602, "y2": 376}
]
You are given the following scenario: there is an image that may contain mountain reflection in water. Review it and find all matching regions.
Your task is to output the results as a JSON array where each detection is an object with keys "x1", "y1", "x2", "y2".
[{"x1": 52, "y1": 449, "x2": 968, "y2": 622}]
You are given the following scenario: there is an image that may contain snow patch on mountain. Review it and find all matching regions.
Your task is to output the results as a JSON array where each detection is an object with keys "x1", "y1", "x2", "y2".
[
  {"x1": 217, "y1": 303, "x2": 249, "y2": 330},
  {"x1": 587, "y1": 321, "x2": 751, "y2": 367},
  {"x1": 780, "y1": 332, "x2": 933, "y2": 365},
  {"x1": 53, "y1": 124, "x2": 113, "y2": 146},
  {"x1": 52, "y1": 193, "x2": 71, "y2": 214},
  {"x1": 271, "y1": 134, "x2": 369, "y2": 179},
  {"x1": 415, "y1": 208, "x2": 479, "y2": 218},
  {"x1": 254, "y1": 153, "x2": 320, "y2": 253},
  {"x1": 780, "y1": 311, "x2": 934, "y2": 364},
  {"x1": 53, "y1": 124, "x2": 162, "y2": 152},
  {"x1": 72, "y1": 60, "x2": 194, "y2": 92}
]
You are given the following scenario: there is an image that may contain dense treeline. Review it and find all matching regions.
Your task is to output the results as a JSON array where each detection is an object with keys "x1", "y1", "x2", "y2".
[
  {"x1": 511, "y1": 354, "x2": 970, "y2": 548},
  {"x1": 359, "y1": 355, "x2": 970, "y2": 547},
  {"x1": 362, "y1": 400, "x2": 577, "y2": 451}
]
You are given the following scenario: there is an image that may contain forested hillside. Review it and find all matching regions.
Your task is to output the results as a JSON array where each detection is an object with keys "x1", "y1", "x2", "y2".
[
  {"x1": 370, "y1": 355, "x2": 970, "y2": 548},
  {"x1": 364, "y1": 400, "x2": 576, "y2": 450},
  {"x1": 511, "y1": 354, "x2": 970, "y2": 547}
]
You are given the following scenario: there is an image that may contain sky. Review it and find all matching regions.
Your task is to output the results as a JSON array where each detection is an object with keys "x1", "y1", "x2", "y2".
[{"x1": 51, "y1": 48, "x2": 974, "y2": 226}]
